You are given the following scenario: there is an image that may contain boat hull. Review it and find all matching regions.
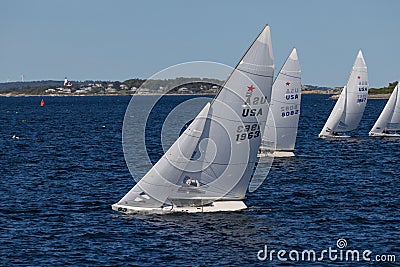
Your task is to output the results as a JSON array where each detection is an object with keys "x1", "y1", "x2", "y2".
[
  {"x1": 111, "y1": 200, "x2": 247, "y2": 214},
  {"x1": 369, "y1": 132, "x2": 400, "y2": 137},
  {"x1": 318, "y1": 134, "x2": 351, "y2": 139},
  {"x1": 258, "y1": 150, "x2": 295, "y2": 158}
]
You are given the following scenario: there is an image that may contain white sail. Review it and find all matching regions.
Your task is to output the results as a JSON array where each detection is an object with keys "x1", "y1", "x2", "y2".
[
  {"x1": 369, "y1": 84, "x2": 400, "y2": 136},
  {"x1": 260, "y1": 48, "x2": 301, "y2": 156},
  {"x1": 113, "y1": 25, "x2": 274, "y2": 212},
  {"x1": 320, "y1": 86, "x2": 347, "y2": 136},
  {"x1": 319, "y1": 50, "x2": 368, "y2": 137}
]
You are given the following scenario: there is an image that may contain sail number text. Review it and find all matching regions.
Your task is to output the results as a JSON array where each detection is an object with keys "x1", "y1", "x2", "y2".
[
  {"x1": 236, "y1": 123, "x2": 260, "y2": 141},
  {"x1": 281, "y1": 104, "x2": 300, "y2": 118},
  {"x1": 285, "y1": 88, "x2": 300, "y2": 101},
  {"x1": 357, "y1": 94, "x2": 367, "y2": 103}
]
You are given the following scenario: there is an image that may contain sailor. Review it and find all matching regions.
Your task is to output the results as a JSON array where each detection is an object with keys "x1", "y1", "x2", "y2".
[{"x1": 186, "y1": 177, "x2": 199, "y2": 187}]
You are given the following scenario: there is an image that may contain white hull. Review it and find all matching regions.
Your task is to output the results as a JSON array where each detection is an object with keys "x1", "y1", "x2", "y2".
[
  {"x1": 112, "y1": 200, "x2": 247, "y2": 214},
  {"x1": 258, "y1": 150, "x2": 295, "y2": 158},
  {"x1": 318, "y1": 134, "x2": 351, "y2": 139},
  {"x1": 369, "y1": 132, "x2": 400, "y2": 137}
]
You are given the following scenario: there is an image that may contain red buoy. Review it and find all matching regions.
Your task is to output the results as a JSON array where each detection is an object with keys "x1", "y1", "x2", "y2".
[{"x1": 40, "y1": 99, "x2": 45, "y2": 107}]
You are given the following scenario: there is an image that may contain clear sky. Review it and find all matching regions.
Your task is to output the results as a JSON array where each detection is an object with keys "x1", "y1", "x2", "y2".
[{"x1": 2, "y1": 0, "x2": 399, "y2": 87}]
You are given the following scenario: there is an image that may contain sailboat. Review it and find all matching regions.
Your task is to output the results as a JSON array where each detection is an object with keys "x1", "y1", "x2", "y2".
[
  {"x1": 369, "y1": 83, "x2": 400, "y2": 137},
  {"x1": 319, "y1": 50, "x2": 368, "y2": 138},
  {"x1": 258, "y1": 48, "x2": 301, "y2": 157},
  {"x1": 112, "y1": 25, "x2": 274, "y2": 214}
]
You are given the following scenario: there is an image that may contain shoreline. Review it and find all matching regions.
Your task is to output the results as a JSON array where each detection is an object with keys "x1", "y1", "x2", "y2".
[
  {"x1": 0, "y1": 93, "x2": 216, "y2": 97},
  {"x1": 0, "y1": 89, "x2": 331, "y2": 97},
  {"x1": 0, "y1": 91, "x2": 391, "y2": 99}
]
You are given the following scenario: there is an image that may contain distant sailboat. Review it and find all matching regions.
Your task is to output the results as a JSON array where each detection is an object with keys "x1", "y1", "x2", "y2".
[
  {"x1": 319, "y1": 50, "x2": 368, "y2": 138},
  {"x1": 112, "y1": 25, "x2": 274, "y2": 214},
  {"x1": 369, "y1": 83, "x2": 400, "y2": 137},
  {"x1": 259, "y1": 48, "x2": 301, "y2": 157},
  {"x1": 40, "y1": 99, "x2": 45, "y2": 107}
]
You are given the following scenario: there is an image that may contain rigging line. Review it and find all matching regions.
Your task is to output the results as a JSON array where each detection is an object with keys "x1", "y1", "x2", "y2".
[
  {"x1": 199, "y1": 161, "x2": 258, "y2": 166},
  {"x1": 264, "y1": 126, "x2": 298, "y2": 129},
  {"x1": 270, "y1": 99, "x2": 301, "y2": 105},
  {"x1": 207, "y1": 164, "x2": 219, "y2": 181},
  {"x1": 194, "y1": 171, "x2": 250, "y2": 198},
  {"x1": 236, "y1": 68, "x2": 274, "y2": 78},
  {"x1": 167, "y1": 159, "x2": 257, "y2": 166},
  {"x1": 211, "y1": 113, "x2": 267, "y2": 124},
  {"x1": 279, "y1": 72, "x2": 301, "y2": 79}
]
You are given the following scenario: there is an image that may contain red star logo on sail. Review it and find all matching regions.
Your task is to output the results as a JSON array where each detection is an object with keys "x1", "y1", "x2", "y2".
[
  {"x1": 247, "y1": 85, "x2": 255, "y2": 92},
  {"x1": 285, "y1": 82, "x2": 290, "y2": 86}
]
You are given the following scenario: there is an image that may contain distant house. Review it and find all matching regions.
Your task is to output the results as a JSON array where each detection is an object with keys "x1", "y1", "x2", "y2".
[
  {"x1": 105, "y1": 87, "x2": 117, "y2": 93},
  {"x1": 62, "y1": 88, "x2": 71, "y2": 93},
  {"x1": 75, "y1": 89, "x2": 88, "y2": 94},
  {"x1": 120, "y1": 84, "x2": 128, "y2": 90},
  {"x1": 138, "y1": 88, "x2": 151, "y2": 94},
  {"x1": 210, "y1": 85, "x2": 219, "y2": 93},
  {"x1": 177, "y1": 87, "x2": 193, "y2": 94},
  {"x1": 45, "y1": 88, "x2": 56, "y2": 93}
]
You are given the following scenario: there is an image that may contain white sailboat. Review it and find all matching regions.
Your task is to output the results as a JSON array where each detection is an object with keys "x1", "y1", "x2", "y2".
[
  {"x1": 369, "y1": 83, "x2": 400, "y2": 137},
  {"x1": 112, "y1": 25, "x2": 274, "y2": 214},
  {"x1": 259, "y1": 48, "x2": 301, "y2": 157},
  {"x1": 319, "y1": 50, "x2": 368, "y2": 138}
]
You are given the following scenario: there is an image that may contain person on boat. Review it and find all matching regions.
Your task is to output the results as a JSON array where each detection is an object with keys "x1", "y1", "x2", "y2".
[{"x1": 186, "y1": 177, "x2": 200, "y2": 187}]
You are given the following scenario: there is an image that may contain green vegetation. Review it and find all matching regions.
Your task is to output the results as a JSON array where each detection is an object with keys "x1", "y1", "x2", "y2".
[
  {"x1": 123, "y1": 78, "x2": 146, "y2": 89},
  {"x1": 2, "y1": 79, "x2": 398, "y2": 96},
  {"x1": 369, "y1": 81, "x2": 398, "y2": 94},
  {"x1": 0, "y1": 77, "x2": 223, "y2": 95},
  {"x1": 139, "y1": 77, "x2": 223, "y2": 93}
]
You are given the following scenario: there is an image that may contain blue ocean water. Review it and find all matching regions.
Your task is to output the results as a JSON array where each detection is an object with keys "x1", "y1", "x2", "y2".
[{"x1": 0, "y1": 95, "x2": 399, "y2": 266}]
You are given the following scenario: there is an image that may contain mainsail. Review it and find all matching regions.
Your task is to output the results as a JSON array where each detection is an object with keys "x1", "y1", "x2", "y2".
[
  {"x1": 261, "y1": 48, "x2": 301, "y2": 153},
  {"x1": 319, "y1": 50, "x2": 368, "y2": 137},
  {"x1": 369, "y1": 83, "x2": 400, "y2": 136},
  {"x1": 114, "y1": 25, "x2": 274, "y2": 211}
]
